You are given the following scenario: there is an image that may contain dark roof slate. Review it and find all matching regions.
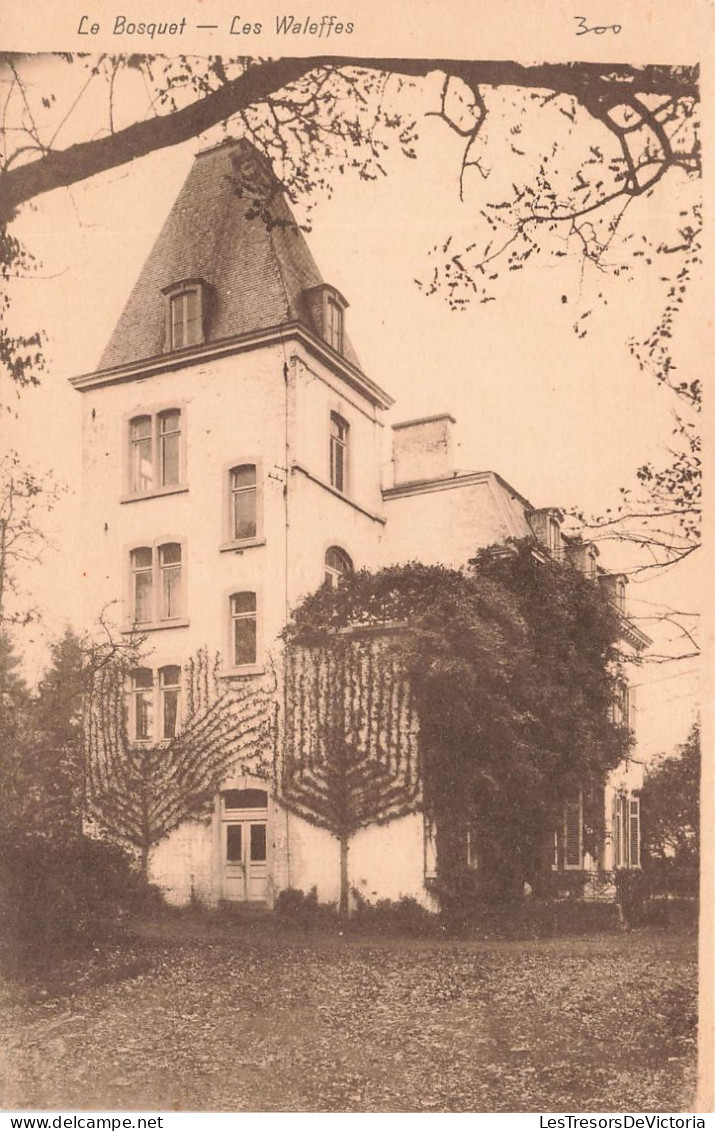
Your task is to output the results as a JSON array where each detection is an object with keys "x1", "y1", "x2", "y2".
[{"x1": 98, "y1": 138, "x2": 362, "y2": 372}]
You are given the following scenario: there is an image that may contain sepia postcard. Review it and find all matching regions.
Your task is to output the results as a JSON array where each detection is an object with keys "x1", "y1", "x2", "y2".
[{"x1": 0, "y1": 0, "x2": 711, "y2": 1117}]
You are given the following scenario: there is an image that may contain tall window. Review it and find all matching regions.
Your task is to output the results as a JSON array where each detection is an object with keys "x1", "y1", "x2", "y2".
[
  {"x1": 160, "y1": 665, "x2": 182, "y2": 740},
  {"x1": 324, "y1": 546, "x2": 353, "y2": 587},
  {"x1": 132, "y1": 668, "x2": 154, "y2": 741},
  {"x1": 159, "y1": 410, "x2": 181, "y2": 486},
  {"x1": 326, "y1": 295, "x2": 344, "y2": 352},
  {"x1": 230, "y1": 465, "x2": 257, "y2": 541},
  {"x1": 170, "y1": 288, "x2": 202, "y2": 350},
  {"x1": 611, "y1": 683, "x2": 630, "y2": 728},
  {"x1": 131, "y1": 547, "x2": 154, "y2": 624},
  {"x1": 330, "y1": 413, "x2": 349, "y2": 494},
  {"x1": 613, "y1": 793, "x2": 640, "y2": 869},
  {"x1": 231, "y1": 591, "x2": 257, "y2": 667},
  {"x1": 130, "y1": 665, "x2": 183, "y2": 742},
  {"x1": 159, "y1": 543, "x2": 182, "y2": 619},
  {"x1": 130, "y1": 416, "x2": 153, "y2": 493},
  {"x1": 128, "y1": 409, "x2": 182, "y2": 494},
  {"x1": 130, "y1": 543, "x2": 183, "y2": 624}
]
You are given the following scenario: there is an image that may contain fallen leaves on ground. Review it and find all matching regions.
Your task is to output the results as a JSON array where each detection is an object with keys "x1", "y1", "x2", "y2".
[{"x1": 1, "y1": 922, "x2": 697, "y2": 1112}]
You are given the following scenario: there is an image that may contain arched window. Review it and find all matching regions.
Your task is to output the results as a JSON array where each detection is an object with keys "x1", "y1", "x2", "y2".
[
  {"x1": 324, "y1": 546, "x2": 353, "y2": 588},
  {"x1": 230, "y1": 465, "x2": 257, "y2": 541},
  {"x1": 330, "y1": 412, "x2": 349, "y2": 493},
  {"x1": 230, "y1": 591, "x2": 257, "y2": 667}
]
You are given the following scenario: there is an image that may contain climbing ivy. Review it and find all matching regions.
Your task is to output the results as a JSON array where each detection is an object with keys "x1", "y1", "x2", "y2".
[{"x1": 285, "y1": 545, "x2": 630, "y2": 901}]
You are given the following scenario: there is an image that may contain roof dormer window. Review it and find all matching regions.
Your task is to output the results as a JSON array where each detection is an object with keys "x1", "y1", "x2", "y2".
[
  {"x1": 326, "y1": 294, "x2": 344, "y2": 353},
  {"x1": 162, "y1": 280, "x2": 208, "y2": 352},
  {"x1": 304, "y1": 285, "x2": 348, "y2": 356},
  {"x1": 526, "y1": 507, "x2": 564, "y2": 558}
]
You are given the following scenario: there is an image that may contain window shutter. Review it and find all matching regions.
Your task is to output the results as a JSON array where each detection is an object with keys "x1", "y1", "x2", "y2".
[
  {"x1": 564, "y1": 794, "x2": 582, "y2": 868},
  {"x1": 629, "y1": 798, "x2": 640, "y2": 868}
]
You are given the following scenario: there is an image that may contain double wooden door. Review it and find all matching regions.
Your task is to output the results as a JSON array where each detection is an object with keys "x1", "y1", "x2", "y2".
[{"x1": 221, "y1": 789, "x2": 268, "y2": 902}]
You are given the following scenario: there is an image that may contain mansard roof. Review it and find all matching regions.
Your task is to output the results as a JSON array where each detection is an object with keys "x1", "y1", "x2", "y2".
[{"x1": 97, "y1": 137, "x2": 364, "y2": 374}]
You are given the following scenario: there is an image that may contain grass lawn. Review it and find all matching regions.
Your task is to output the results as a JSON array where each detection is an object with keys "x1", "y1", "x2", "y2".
[{"x1": 1, "y1": 918, "x2": 697, "y2": 1113}]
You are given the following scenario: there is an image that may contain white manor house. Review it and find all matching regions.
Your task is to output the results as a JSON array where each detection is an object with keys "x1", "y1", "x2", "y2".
[{"x1": 72, "y1": 138, "x2": 648, "y2": 908}]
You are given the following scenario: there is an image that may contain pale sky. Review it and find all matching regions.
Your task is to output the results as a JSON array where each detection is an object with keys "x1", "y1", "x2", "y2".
[{"x1": 2, "y1": 55, "x2": 701, "y2": 758}]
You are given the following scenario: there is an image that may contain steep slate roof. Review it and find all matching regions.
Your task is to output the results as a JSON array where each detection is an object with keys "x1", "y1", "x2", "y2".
[{"x1": 98, "y1": 138, "x2": 362, "y2": 372}]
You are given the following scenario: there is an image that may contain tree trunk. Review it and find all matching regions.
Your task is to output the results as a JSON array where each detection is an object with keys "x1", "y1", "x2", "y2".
[{"x1": 339, "y1": 832, "x2": 350, "y2": 917}]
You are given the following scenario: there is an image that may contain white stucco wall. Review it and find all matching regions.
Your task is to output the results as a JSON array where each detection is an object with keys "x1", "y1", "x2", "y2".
[
  {"x1": 78, "y1": 336, "x2": 410, "y2": 908},
  {"x1": 78, "y1": 341, "x2": 385, "y2": 655},
  {"x1": 382, "y1": 473, "x2": 531, "y2": 569}
]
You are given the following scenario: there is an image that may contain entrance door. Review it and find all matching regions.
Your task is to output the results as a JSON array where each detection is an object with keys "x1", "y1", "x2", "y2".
[{"x1": 221, "y1": 789, "x2": 269, "y2": 902}]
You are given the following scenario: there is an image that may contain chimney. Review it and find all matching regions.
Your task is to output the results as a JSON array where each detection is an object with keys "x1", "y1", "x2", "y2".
[{"x1": 392, "y1": 414, "x2": 456, "y2": 486}]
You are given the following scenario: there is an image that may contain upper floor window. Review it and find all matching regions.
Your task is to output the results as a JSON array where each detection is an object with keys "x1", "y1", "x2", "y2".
[
  {"x1": 159, "y1": 543, "x2": 182, "y2": 619},
  {"x1": 132, "y1": 667, "x2": 154, "y2": 741},
  {"x1": 162, "y1": 280, "x2": 207, "y2": 351},
  {"x1": 130, "y1": 416, "x2": 153, "y2": 493},
  {"x1": 230, "y1": 465, "x2": 257, "y2": 541},
  {"x1": 130, "y1": 542, "x2": 184, "y2": 625},
  {"x1": 330, "y1": 412, "x2": 349, "y2": 494},
  {"x1": 611, "y1": 682, "x2": 631, "y2": 728},
  {"x1": 131, "y1": 547, "x2": 154, "y2": 623},
  {"x1": 130, "y1": 664, "x2": 182, "y2": 743},
  {"x1": 230, "y1": 591, "x2": 257, "y2": 667},
  {"x1": 160, "y1": 665, "x2": 182, "y2": 740},
  {"x1": 159, "y1": 410, "x2": 181, "y2": 485},
  {"x1": 128, "y1": 408, "x2": 183, "y2": 495},
  {"x1": 324, "y1": 546, "x2": 353, "y2": 587}
]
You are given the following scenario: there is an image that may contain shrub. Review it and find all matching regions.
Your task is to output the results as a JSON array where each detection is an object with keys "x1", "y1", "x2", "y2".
[
  {"x1": 615, "y1": 868, "x2": 647, "y2": 927},
  {"x1": 273, "y1": 886, "x2": 336, "y2": 928},
  {"x1": 351, "y1": 893, "x2": 439, "y2": 936},
  {"x1": 0, "y1": 834, "x2": 162, "y2": 967}
]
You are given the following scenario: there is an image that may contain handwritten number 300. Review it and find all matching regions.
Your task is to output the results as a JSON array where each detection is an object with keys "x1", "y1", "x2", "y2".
[{"x1": 575, "y1": 16, "x2": 622, "y2": 34}]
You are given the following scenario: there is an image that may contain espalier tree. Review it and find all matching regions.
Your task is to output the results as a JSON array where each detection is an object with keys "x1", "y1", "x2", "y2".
[
  {"x1": 279, "y1": 633, "x2": 421, "y2": 915},
  {"x1": 86, "y1": 645, "x2": 277, "y2": 872}
]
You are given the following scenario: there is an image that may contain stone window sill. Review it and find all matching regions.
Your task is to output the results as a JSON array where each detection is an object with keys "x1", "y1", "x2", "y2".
[
  {"x1": 219, "y1": 538, "x2": 266, "y2": 554},
  {"x1": 120, "y1": 485, "x2": 189, "y2": 505},
  {"x1": 122, "y1": 618, "x2": 190, "y2": 635},
  {"x1": 219, "y1": 664, "x2": 266, "y2": 679}
]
